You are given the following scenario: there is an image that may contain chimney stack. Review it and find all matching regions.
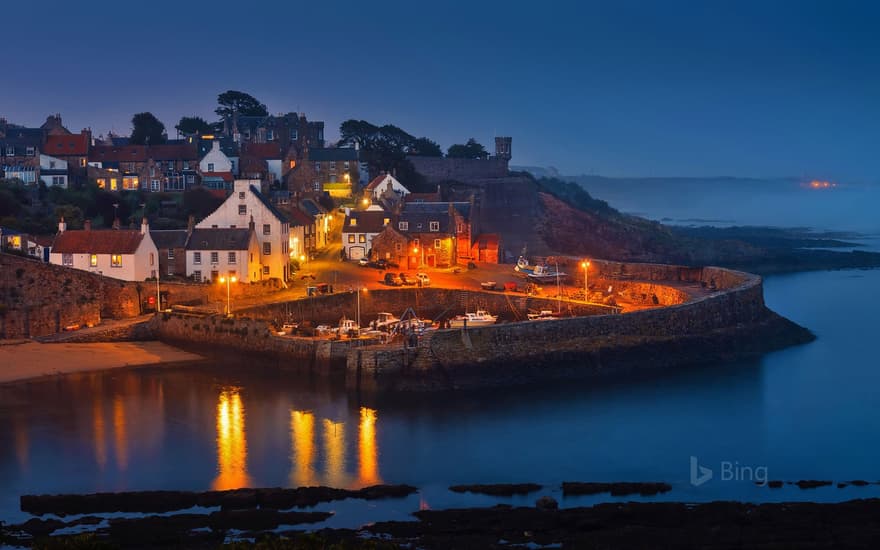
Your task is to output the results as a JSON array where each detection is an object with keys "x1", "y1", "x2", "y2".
[
  {"x1": 112, "y1": 217, "x2": 121, "y2": 230},
  {"x1": 141, "y1": 217, "x2": 149, "y2": 235},
  {"x1": 249, "y1": 215, "x2": 255, "y2": 232},
  {"x1": 58, "y1": 217, "x2": 66, "y2": 233},
  {"x1": 186, "y1": 215, "x2": 195, "y2": 234},
  {"x1": 84, "y1": 219, "x2": 92, "y2": 231}
]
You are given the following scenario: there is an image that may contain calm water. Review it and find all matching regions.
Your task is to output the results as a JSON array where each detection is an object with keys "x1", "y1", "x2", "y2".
[{"x1": 1, "y1": 268, "x2": 879, "y2": 526}]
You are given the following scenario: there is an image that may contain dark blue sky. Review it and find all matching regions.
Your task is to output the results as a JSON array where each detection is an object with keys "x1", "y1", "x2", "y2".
[{"x1": 3, "y1": 0, "x2": 878, "y2": 180}]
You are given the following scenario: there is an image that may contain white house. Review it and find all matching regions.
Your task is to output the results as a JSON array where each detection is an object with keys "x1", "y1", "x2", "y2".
[
  {"x1": 199, "y1": 141, "x2": 233, "y2": 173},
  {"x1": 185, "y1": 226, "x2": 262, "y2": 283},
  {"x1": 341, "y1": 205, "x2": 392, "y2": 261},
  {"x1": 50, "y1": 218, "x2": 160, "y2": 281},
  {"x1": 39, "y1": 154, "x2": 68, "y2": 188},
  {"x1": 365, "y1": 173, "x2": 409, "y2": 201},
  {"x1": 196, "y1": 179, "x2": 291, "y2": 281}
]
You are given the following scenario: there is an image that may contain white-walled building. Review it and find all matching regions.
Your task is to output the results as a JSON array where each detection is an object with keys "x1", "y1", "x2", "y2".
[
  {"x1": 341, "y1": 205, "x2": 392, "y2": 261},
  {"x1": 50, "y1": 218, "x2": 160, "y2": 281},
  {"x1": 185, "y1": 226, "x2": 262, "y2": 283},
  {"x1": 199, "y1": 141, "x2": 233, "y2": 173},
  {"x1": 365, "y1": 173, "x2": 409, "y2": 200},
  {"x1": 196, "y1": 179, "x2": 291, "y2": 281},
  {"x1": 39, "y1": 154, "x2": 69, "y2": 188}
]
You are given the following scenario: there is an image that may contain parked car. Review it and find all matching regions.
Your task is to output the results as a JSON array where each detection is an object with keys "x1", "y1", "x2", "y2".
[
  {"x1": 376, "y1": 258, "x2": 388, "y2": 269},
  {"x1": 383, "y1": 272, "x2": 403, "y2": 286},
  {"x1": 416, "y1": 272, "x2": 431, "y2": 286},
  {"x1": 399, "y1": 273, "x2": 416, "y2": 285},
  {"x1": 358, "y1": 257, "x2": 370, "y2": 266}
]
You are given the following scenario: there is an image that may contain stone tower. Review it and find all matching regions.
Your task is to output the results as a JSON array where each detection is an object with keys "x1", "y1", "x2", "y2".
[{"x1": 494, "y1": 136, "x2": 512, "y2": 161}]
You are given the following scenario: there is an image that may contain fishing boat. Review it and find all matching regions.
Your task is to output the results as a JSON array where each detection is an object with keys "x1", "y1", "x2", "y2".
[
  {"x1": 370, "y1": 312, "x2": 400, "y2": 330},
  {"x1": 515, "y1": 257, "x2": 567, "y2": 282},
  {"x1": 526, "y1": 310, "x2": 556, "y2": 321},
  {"x1": 449, "y1": 310, "x2": 498, "y2": 328},
  {"x1": 336, "y1": 317, "x2": 360, "y2": 336}
]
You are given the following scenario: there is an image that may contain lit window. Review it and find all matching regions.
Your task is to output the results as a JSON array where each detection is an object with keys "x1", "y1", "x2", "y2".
[
  {"x1": 263, "y1": 242, "x2": 271, "y2": 255},
  {"x1": 110, "y1": 178, "x2": 118, "y2": 191},
  {"x1": 89, "y1": 254, "x2": 97, "y2": 267},
  {"x1": 349, "y1": 218, "x2": 357, "y2": 227},
  {"x1": 263, "y1": 224, "x2": 271, "y2": 235},
  {"x1": 348, "y1": 234, "x2": 355, "y2": 244},
  {"x1": 62, "y1": 253, "x2": 73, "y2": 266},
  {"x1": 429, "y1": 221, "x2": 440, "y2": 232},
  {"x1": 111, "y1": 254, "x2": 122, "y2": 267},
  {"x1": 434, "y1": 239, "x2": 441, "y2": 249},
  {"x1": 80, "y1": 158, "x2": 86, "y2": 167},
  {"x1": 383, "y1": 218, "x2": 390, "y2": 226},
  {"x1": 211, "y1": 251, "x2": 219, "y2": 264},
  {"x1": 193, "y1": 252, "x2": 202, "y2": 264},
  {"x1": 359, "y1": 234, "x2": 366, "y2": 243},
  {"x1": 398, "y1": 221, "x2": 408, "y2": 231},
  {"x1": 149, "y1": 253, "x2": 154, "y2": 266},
  {"x1": 238, "y1": 204, "x2": 247, "y2": 215},
  {"x1": 228, "y1": 252, "x2": 236, "y2": 264}
]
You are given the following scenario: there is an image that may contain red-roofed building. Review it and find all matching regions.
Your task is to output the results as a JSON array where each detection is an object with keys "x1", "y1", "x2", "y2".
[
  {"x1": 49, "y1": 218, "x2": 160, "y2": 281},
  {"x1": 88, "y1": 143, "x2": 199, "y2": 192},
  {"x1": 45, "y1": 130, "x2": 90, "y2": 185},
  {"x1": 241, "y1": 142, "x2": 284, "y2": 184}
]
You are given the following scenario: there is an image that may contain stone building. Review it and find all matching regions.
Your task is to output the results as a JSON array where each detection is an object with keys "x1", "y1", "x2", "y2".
[
  {"x1": 395, "y1": 202, "x2": 472, "y2": 267},
  {"x1": 369, "y1": 225, "x2": 414, "y2": 268},
  {"x1": 150, "y1": 229, "x2": 189, "y2": 277},
  {"x1": 286, "y1": 147, "x2": 359, "y2": 197},
  {"x1": 407, "y1": 136, "x2": 512, "y2": 185}
]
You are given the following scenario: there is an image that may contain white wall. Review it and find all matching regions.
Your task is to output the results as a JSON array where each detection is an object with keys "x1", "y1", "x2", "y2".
[
  {"x1": 49, "y1": 231, "x2": 159, "y2": 282},
  {"x1": 199, "y1": 141, "x2": 232, "y2": 173},
  {"x1": 185, "y1": 236, "x2": 261, "y2": 283}
]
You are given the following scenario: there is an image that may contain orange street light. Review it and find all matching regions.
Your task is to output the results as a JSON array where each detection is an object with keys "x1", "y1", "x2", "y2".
[
  {"x1": 581, "y1": 260, "x2": 591, "y2": 302},
  {"x1": 218, "y1": 275, "x2": 237, "y2": 315}
]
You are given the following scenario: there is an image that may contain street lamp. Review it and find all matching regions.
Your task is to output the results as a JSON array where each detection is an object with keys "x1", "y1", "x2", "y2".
[
  {"x1": 156, "y1": 272, "x2": 161, "y2": 312},
  {"x1": 581, "y1": 260, "x2": 591, "y2": 303},
  {"x1": 218, "y1": 275, "x2": 237, "y2": 315},
  {"x1": 356, "y1": 286, "x2": 367, "y2": 337}
]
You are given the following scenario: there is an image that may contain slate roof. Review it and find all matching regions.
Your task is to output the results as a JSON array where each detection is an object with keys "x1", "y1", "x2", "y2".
[
  {"x1": 299, "y1": 198, "x2": 325, "y2": 217},
  {"x1": 52, "y1": 229, "x2": 145, "y2": 254},
  {"x1": 398, "y1": 202, "x2": 471, "y2": 234},
  {"x1": 186, "y1": 228, "x2": 253, "y2": 251},
  {"x1": 249, "y1": 184, "x2": 289, "y2": 223},
  {"x1": 150, "y1": 229, "x2": 188, "y2": 250},
  {"x1": 0, "y1": 128, "x2": 44, "y2": 156},
  {"x1": 46, "y1": 134, "x2": 89, "y2": 156},
  {"x1": 287, "y1": 207, "x2": 314, "y2": 227},
  {"x1": 149, "y1": 144, "x2": 198, "y2": 160},
  {"x1": 308, "y1": 147, "x2": 358, "y2": 161},
  {"x1": 343, "y1": 210, "x2": 393, "y2": 234},
  {"x1": 89, "y1": 145, "x2": 148, "y2": 163},
  {"x1": 197, "y1": 137, "x2": 239, "y2": 158},
  {"x1": 241, "y1": 142, "x2": 282, "y2": 160}
]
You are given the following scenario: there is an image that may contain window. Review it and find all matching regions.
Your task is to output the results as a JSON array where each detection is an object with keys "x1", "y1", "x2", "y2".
[
  {"x1": 150, "y1": 166, "x2": 156, "y2": 177},
  {"x1": 97, "y1": 178, "x2": 106, "y2": 189},
  {"x1": 395, "y1": 243, "x2": 402, "y2": 252},
  {"x1": 193, "y1": 270, "x2": 202, "y2": 282},
  {"x1": 291, "y1": 130, "x2": 298, "y2": 141},
  {"x1": 26, "y1": 147, "x2": 35, "y2": 156},
  {"x1": 186, "y1": 175, "x2": 195, "y2": 184},
  {"x1": 110, "y1": 178, "x2": 118, "y2": 191},
  {"x1": 207, "y1": 163, "x2": 214, "y2": 171},
  {"x1": 348, "y1": 234, "x2": 355, "y2": 244},
  {"x1": 80, "y1": 158, "x2": 86, "y2": 167},
  {"x1": 266, "y1": 130, "x2": 274, "y2": 141},
  {"x1": 313, "y1": 181, "x2": 320, "y2": 191},
  {"x1": 263, "y1": 224, "x2": 271, "y2": 235},
  {"x1": 151, "y1": 179, "x2": 160, "y2": 192},
  {"x1": 228, "y1": 252, "x2": 236, "y2": 264},
  {"x1": 210, "y1": 251, "x2": 219, "y2": 264},
  {"x1": 359, "y1": 234, "x2": 366, "y2": 243},
  {"x1": 239, "y1": 191, "x2": 245, "y2": 200},
  {"x1": 111, "y1": 254, "x2": 122, "y2": 267},
  {"x1": 314, "y1": 162, "x2": 321, "y2": 171},
  {"x1": 149, "y1": 252, "x2": 154, "y2": 266},
  {"x1": 344, "y1": 161, "x2": 350, "y2": 170},
  {"x1": 52, "y1": 176, "x2": 64, "y2": 186},
  {"x1": 49, "y1": 160, "x2": 56, "y2": 168},
  {"x1": 168, "y1": 248, "x2": 175, "y2": 260},
  {"x1": 434, "y1": 239, "x2": 441, "y2": 249},
  {"x1": 349, "y1": 218, "x2": 357, "y2": 227},
  {"x1": 413, "y1": 238, "x2": 420, "y2": 247},
  {"x1": 5, "y1": 146, "x2": 13, "y2": 155},
  {"x1": 122, "y1": 176, "x2": 139, "y2": 190},
  {"x1": 193, "y1": 252, "x2": 202, "y2": 264},
  {"x1": 90, "y1": 254, "x2": 98, "y2": 267},
  {"x1": 262, "y1": 265, "x2": 270, "y2": 275},
  {"x1": 398, "y1": 221, "x2": 409, "y2": 231},
  {"x1": 183, "y1": 161, "x2": 190, "y2": 170},
  {"x1": 429, "y1": 221, "x2": 440, "y2": 232},
  {"x1": 62, "y1": 253, "x2": 73, "y2": 266},
  {"x1": 167, "y1": 264, "x2": 174, "y2": 276},
  {"x1": 263, "y1": 242, "x2": 271, "y2": 255},
  {"x1": 383, "y1": 218, "x2": 390, "y2": 226},
  {"x1": 238, "y1": 204, "x2": 247, "y2": 215}
]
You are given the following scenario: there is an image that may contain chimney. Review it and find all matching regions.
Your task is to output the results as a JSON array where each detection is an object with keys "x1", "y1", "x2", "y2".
[
  {"x1": 112, "y1": 217, "x2": 121, "y2": 230},
  {"x1": 186, "y1": 215, "x2": 195, "y2": 234},
  {"x1": 58, "y1": 217, "x2": 66, "y2": 233},
  {"x1": 141, "y1": 217, "x2": 149, "y2": 235},
  {"x1": 84, "y1": 219, "x2": 92, "y2": 231},
  {"x1": 249, "y1": 215, "x2": 255, "y2": 232}
]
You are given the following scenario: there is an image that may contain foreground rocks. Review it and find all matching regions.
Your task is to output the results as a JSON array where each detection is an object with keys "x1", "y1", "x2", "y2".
[
  {"x1": 562, "y1": 481, "x2": 672, "y2": 496},
  {"x1": 449, "y1": 483, "x2": 542, "y2": 496}
]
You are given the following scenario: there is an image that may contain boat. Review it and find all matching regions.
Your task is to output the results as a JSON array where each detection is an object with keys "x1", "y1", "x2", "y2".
[
  {"x1": 527, "y1": 310, "x2": 556, "y2": 321},
  {"x1": 449, "y1": 310, "x2": 498, "y2": 328},
  {"x1": 515, "y1": 257, "x2": 567, "y2": 282},
  {"x1": 370, "y1": 312, "x2": 400, "y2": 330},
  {"x1": 336, "y1": 317, "x2": 360, "y2": 336},
  {"x1": 480, "y1": 281, "x2": 497, "y2": 290}
]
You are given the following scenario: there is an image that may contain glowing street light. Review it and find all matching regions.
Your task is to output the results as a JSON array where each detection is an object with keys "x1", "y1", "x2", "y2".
[
  {"x1": 218, "y1": 275, "x2": 237, "y2": 315},
  {"x1": 581, "y1": 260, "x2": 591, "y2": 303}
]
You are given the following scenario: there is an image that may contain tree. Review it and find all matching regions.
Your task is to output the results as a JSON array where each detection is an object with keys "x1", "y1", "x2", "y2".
[
  {"x1": 411, "y1": 137, "x2": 443, "y2": 157},
  {"x1": 130, "y1": 112, "x2": 167, "y2": 145},
  {"x1": 447, "y1": 138, "x2": 488, "y2": 159},
  {"x1": 175, "y1": 116, "x2": 213, "y2": 137},
  {"x1": 215, "y1": 90, "x2": 269, "y2": 119}
]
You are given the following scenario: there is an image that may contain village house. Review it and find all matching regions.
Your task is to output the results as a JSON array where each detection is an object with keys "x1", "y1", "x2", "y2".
[
  {"x1": 185, "y1": 225, "x2": 262, "y2": 283},
  {"x1": 39, "y1": 154, "x2": 68, "y2": 188},
  {"x1": 341, "y1": 206, "x2": 392, "y2": 261},
  {"x1": 286, "y1": 147, "x2": 358, "y2": 198},
  {"x1": 150, "y1": 229, "x2": 189, "y2": 277},
  {"x1": 196, "y1": 180, "x2": 291, "y2": 281},
  {"x1": 0, "y1": 124, "x2": 43, "y2": 184},
  {"x1": 88, "y1": 143, "x2": 199, "y2": 192},
  {"x1": 364, "y1": 173, "x2": 409, "y2": 201},
  {"x1": 241, "y1": 143, "x2": 284, "y2": 185},
  {"x1": 286, "y1": 207, "x2": 316, "y2": 262},
  {"x1": 50, "y1": 218, "x2": 160, "y2": 281},
  {"x1": 471, "y1": 233, "x2": 503, "y2": 263},
  {"x1": 194, "y1": 135, "x2": 239, "y2": 175},
  {"x1": 44, "y1": 130, "x2": 90, "y2": 185},
  {"x1": 222, "y1": 112, "x2": 324, "y2": 150},
  {"x1": 369, "y1": 225, "x2": 415, "y2": 268},
  {"x1": 199, "y1": 140, "x2": 235, "y2": 191},
  {"x1": 299, "y1": 198, "x2": 333, "y2": 251},
  {"x1": 395, "y1": 202, "x2": 472, "y2": 267}
]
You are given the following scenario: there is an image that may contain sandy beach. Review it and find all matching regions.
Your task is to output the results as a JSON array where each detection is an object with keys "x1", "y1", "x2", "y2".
[{"x1": 0, "y1": 341, "x2": 203, "y2": 384}]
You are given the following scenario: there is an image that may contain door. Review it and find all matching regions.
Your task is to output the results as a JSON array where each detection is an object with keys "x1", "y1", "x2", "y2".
[{"x1": 349, "y1": 246, "x2": 365, "y2": 260}]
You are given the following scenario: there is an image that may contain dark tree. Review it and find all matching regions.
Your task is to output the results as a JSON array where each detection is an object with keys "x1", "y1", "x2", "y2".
[
  {"x1": 215, "y1": 90, "x2": 269, "y2": 118},
  {"x1": 447, "y1": 138, "x2": 489, "y2": 159},
  {"x1": 411, "y1": 137, "x2": 443, "y2": 157},
  {"x1": 175, "y1": 116, "x2": 213, "y2": 136},
  {"x1": 130, "y1": 112, "x2": 167, "y2": 145}
]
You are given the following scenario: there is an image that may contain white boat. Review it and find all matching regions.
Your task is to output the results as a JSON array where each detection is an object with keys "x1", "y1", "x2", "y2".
[
  {"x1": 515, "y1": 257, "x2": 567, "y2": 282},
  {"x1": 370, "y1": 312, "x2": 400, "y2": 330},
  {"x1": 449, "y1": 310, "x2": 498, "y2": 328},
  {"x1": 527, "y1": 310, "x2": 556, "y2": 321},
  {"x1": 336, "y1": 317, "x2": 360, "y2": 335}
]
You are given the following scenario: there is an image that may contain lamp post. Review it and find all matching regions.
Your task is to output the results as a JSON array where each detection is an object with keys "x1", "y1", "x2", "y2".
[
  {"x1": 355, "y1": 286, "x2": 367, "y2": 337},
  {"x1": 581, "y1": 260, "x2": 591, "y2": 303},
  {"x1": 219, "y1": 275, "x2": 237, "y2": 315},
  {"x1": 156, "y1": 272, "x2": 161, "y2": 312}
]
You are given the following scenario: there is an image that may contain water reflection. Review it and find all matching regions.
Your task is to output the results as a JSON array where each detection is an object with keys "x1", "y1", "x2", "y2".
[
  {"x1": 358, "y1": 407, "x2": 380, "y2": 485},
  {"x1": 323, "y1": 419, "x2": 346, "y2": 487},
  {"x1": 92, "y1": 396, "x2": 107, "y2": 471},
  {"x1": 213, "y1": 389, "x2": 252, "y2": 490},
  {"x1": 289, "y1": 411, "x2": 315, "y2": 487},
  {"x1": 112, "y1": 396, "x2": 128, "y2": 471}
]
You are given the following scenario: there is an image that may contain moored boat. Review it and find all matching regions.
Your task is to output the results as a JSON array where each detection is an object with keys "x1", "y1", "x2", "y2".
[{"x1": 449, "y1": 310, "x2": 498, "y2": 328}]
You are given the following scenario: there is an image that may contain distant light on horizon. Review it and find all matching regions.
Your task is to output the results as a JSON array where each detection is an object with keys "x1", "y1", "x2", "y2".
[{"x1": 805, "y1": 180, "x2": 837, "y2": 190}]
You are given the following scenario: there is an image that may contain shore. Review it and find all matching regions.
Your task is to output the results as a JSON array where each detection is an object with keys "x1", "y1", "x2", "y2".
[{"x1": 0, "y1": 341, "x2": 203, "y2": 385}]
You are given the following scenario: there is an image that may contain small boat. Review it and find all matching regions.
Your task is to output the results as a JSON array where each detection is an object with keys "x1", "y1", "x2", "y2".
[
  {"x1": 480, "y1": 281, "x2": 497, "y2": 290},
  {"x1": 449, "y1": 310, "x2": 498, "y2": 328},
  {"x1": 336, "y1": 317, "x2": 360, "y2": 336},
  {"x1": 370, "y1": 312, "x2": 400, "y2": 330},
  {"x1": 515, "y1": 257, "x2": 567, "y2": 282},
  {"x1": 527, "y1": 310, "x2": 556, "y2": 321}
]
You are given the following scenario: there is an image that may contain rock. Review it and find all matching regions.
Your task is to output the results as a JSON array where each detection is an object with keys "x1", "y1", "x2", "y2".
[
  {"x1": 536, "y1": 496, "x2": 558, "y2": 511},
  {"x1": 562, "y1": 481, "x2": 672, "y2": 497},
  {"x1": 851, "y1": 480, "x2": 869, "y2": 486},
  {"x1": 449, "y1": 483, "x2": 542, "y2": 496},
  {"x1": 795, "y1": 480, "x2": 833, "y2": 489},
  {"x1": 767, "y1": 480, "x2": 784, "y2": 488}
]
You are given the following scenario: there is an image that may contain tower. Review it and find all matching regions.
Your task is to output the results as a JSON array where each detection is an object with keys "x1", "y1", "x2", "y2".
[{"x1": 494, "y1": 136, "x2": 512, "y2": 161}]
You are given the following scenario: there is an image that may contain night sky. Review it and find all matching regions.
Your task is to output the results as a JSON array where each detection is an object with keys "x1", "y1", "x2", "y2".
[{"x1": 3, "y1": 0, "x2": 878, "y2": 180}]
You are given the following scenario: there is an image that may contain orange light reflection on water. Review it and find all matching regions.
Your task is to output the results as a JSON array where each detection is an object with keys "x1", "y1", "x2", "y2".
[
  {"x1": 289, "y1": 410, "x2": 316, "y2": 487},
  {"x1": 358, "y1": 407, "x2": 381, "y2": 485},
  {"x1": 212, "y1": 389, "x2": 252, "y2": 490}
]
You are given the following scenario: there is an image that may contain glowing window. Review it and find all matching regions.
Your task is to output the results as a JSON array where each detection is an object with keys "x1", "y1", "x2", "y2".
[{"x1": 111, "y1": 254, "x2": 122, "y2": 267}]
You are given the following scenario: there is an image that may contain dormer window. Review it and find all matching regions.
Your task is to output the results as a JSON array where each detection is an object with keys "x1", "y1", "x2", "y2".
[
  {"x1": 26, "y1": 147, "x2": 35, "y2": 156},
  {"x1": 398, "y1": 221, "x2": 408, "y2": 231},
  {"x1": 349, "y1": 218, "x2": 357, "y2": 227},
  {"x1": 429, "y1": 221, "x2": 440, "y2": 232}
]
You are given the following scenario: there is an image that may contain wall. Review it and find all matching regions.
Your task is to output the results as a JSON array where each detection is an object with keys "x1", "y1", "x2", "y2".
[{"x1": 408, "y1": 156, "x2": 509, "y2": 184}]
